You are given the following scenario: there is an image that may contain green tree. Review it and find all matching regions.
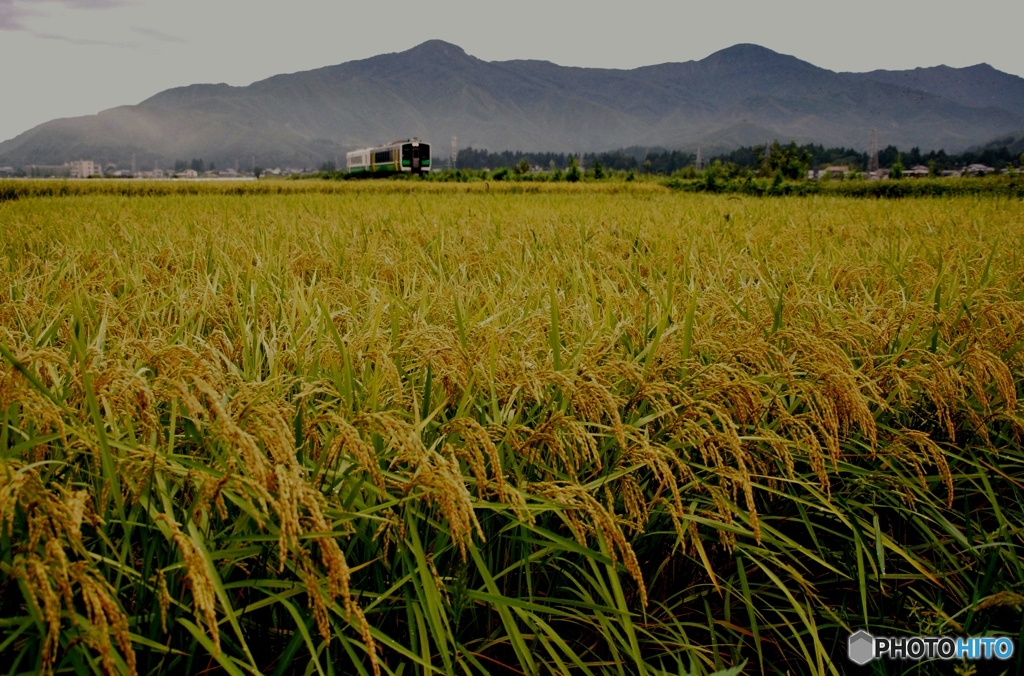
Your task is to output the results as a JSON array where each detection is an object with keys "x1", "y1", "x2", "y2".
[
  {"x1": 890, "y1": 154, "x2": 904, "y2": 180},
  {"x1": 593, "y1": 160, "x2": 605, "y2": 180},
  {"x1": 756, "y1": 141, "x2": 812, "y2": 180},
  {"x1": 566, "y1": 156, "x2": 581, "y2": 182},
  {"x1": 514, "y1": 158, "x2": 531, "y2": 176}
]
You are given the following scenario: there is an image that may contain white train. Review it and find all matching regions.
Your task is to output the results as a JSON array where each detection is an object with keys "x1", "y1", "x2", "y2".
[{"x1": 346, "y1": 139, "x2": 431, "y2": 174}]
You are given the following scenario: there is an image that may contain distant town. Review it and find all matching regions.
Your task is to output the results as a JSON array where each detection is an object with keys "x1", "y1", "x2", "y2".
[{"x1": 0, "y1": 159, "x2": 320, "y2": 180}]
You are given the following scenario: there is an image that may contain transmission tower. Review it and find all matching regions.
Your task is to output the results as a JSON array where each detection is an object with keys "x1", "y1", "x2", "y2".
[
  {"x1": 695, "y1": 148, "x2": 702, "y2": 171},
  {"x1": 867, "y1": 129, "x2": 880, "y2": 175},
  {"x1": 450, "y1": 135, "x2": 458, "y2": 170}
]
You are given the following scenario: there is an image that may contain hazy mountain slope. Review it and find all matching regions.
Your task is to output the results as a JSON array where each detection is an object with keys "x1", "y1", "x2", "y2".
[
  {"x1": 851, "y1": 64, "x2": 1024, "y2": 115},
  {"x1": 2, "y1": 40, "x2": 1022, "y2": 168},
  {"x1": 0, "y1": 105, "x2": 344, "y2": 169},
  {"x1": 974, "y1": 131, "x2": 1024, "y2": 156}
]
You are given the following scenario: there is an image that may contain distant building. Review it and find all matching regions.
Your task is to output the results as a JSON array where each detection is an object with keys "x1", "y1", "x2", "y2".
[
  {"x1": 963, "y1": 164, "x2": 995, "y2": 177},
  {"x1": 27, "y1": 164, "x2": 71, "y2": 178},
  {"x1": 904, "y1": 165, "x2": 931, "y2": 178},
  {"x1": 0, "y1": 166, "x2": 14, "y2": 177},
  {"x1": 175, "y1": 169, "x2": 199, "y2": 178},
  {"x1": 69, "y1": 160, "x2": 101, "y2": 178}
]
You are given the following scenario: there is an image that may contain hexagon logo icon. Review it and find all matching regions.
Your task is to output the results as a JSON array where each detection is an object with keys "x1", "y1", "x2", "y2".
[{"x1": 848, "y1": 630, "x2": 875, "y2": 665}]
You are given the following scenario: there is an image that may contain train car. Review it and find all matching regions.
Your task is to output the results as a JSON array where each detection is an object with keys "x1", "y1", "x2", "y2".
[{"x1": 346, "y1": 139, "x2": 431, "y2": 175}]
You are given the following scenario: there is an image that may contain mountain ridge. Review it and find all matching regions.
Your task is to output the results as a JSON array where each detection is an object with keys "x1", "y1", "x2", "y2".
[{"x1": 2, "y1": 40, "x2": 1022, "y2": 168}]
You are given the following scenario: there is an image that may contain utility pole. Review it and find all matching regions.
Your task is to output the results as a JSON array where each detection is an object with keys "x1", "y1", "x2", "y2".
[
  {"x1": 696, "y1": 148, "x2": 702, "y2": 171},
  {"x1": 868, "y1": 129, "x2": 880, "y2": 175}
]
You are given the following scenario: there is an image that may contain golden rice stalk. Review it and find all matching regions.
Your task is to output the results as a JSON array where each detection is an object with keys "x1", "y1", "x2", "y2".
[
  {"x1": 68, "y1": 562, "x2": 138, "y2": 676},
  {"x1": 358, "y1": 412, "x2": 484, "y2": 558},
  {"x1": 533, "y1": 482, "x2": 648, "y2": 607},
  {"x1": 320, "y1": 413, "x2": 386, "y2": 493},
  {"x1": 0, "y1": 345, "x2": 69, "y2": 442},
  {"x1": 899, "y1": 429, "x2": 955, "y2": 508},
  {"x1": 5, "y1": 462, "x2": 136, "y2": 675},
  {"x1": 156, "y1": 569, "x2": 171, "y2": 634},
  {"x1": 442, "y1": 417, "x2": 508, "y2": 500},
  {"x1": 155, "y1": 513, "x2": 221, "y2": 653}
]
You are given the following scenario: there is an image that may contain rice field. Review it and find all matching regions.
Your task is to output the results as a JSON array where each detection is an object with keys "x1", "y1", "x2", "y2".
[{"x1": 1, "y1": 181, "x2": 1023, "y2": 675}]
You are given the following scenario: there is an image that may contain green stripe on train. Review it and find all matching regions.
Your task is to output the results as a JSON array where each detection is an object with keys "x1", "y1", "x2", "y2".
[{"x1": 349, "y1": 160, "x2": 431, "y2": 174}]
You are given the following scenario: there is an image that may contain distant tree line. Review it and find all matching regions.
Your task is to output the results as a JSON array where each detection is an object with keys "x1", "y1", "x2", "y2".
[
  {"x1": 454, "y1": 141, "x2": 1021, "y2": 176},
  {"x1": 455, "y1": 149, "x2": 575, "y2": 171},
  {"x1": 872, "y1": 145, "x2": 1017, "y2": 171},
  {"x1": 456, "y1": 147, "x2": 699, "y2": 175}
]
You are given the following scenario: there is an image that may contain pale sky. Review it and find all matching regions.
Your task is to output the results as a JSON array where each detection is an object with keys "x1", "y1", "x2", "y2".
[{"x1": 2, "y1": 0, "x2": 1022, "y2": 143}]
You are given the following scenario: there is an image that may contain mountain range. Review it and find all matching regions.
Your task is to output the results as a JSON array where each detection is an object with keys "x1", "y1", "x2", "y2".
[{"x1": 2, "y1": 40, "x2": 1023, "y2": 169}]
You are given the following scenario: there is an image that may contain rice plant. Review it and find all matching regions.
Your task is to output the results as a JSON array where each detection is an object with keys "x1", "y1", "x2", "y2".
[{"x1": 1, "y1": 184, "x2": 1022, "y2": 675}]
